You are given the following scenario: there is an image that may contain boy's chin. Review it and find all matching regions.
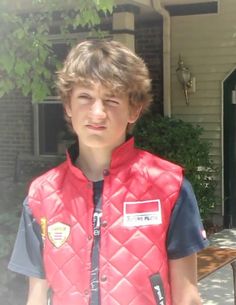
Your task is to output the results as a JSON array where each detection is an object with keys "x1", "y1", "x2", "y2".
[
  {"x1": 80, "y1": 136, "x2": 112, "y2": 148},
  {"x1": 79, "y1": 135, "x2": 124, "y2": 150}
]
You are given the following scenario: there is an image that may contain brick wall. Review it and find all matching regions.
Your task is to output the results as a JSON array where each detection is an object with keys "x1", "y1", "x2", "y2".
[
  {"x1": 135, "y1": 20, "x2": 163, "y2": 114},
  {"x1": 0, "y1": 95, "x2": 33, "y2": 179}
]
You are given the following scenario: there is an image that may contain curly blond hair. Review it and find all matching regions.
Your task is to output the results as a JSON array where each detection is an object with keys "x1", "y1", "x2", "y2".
[{"x1": 56, "y1": 39, "x2": 152, "y2": 131}]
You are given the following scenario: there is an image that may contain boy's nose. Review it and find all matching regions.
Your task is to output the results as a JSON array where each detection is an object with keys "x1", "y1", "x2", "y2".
[{"x1": 90, "y1": 99, "x2": 107, "y2": 119}]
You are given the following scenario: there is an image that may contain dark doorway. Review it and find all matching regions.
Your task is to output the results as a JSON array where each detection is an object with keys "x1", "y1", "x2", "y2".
[{"x1": 224, "y1": 69, "x2": 236, "y2": 227}]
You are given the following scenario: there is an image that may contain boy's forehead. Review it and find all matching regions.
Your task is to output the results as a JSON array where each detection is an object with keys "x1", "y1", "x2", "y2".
[{"x1": 72, "y1": 82, "x2": 127, "y2": 98}]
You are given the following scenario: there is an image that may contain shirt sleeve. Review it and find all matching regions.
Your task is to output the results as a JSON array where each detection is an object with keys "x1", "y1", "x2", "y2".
[
  {"x1": 167, "y1": 177, "x2": 209, "y2": 259},
  {"x1": 8, "y1": 197, "x2": 45, "y2": 278}
]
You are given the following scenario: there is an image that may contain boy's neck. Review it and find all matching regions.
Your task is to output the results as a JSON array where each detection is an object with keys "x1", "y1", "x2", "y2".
[{"x1": 76, "y1": 145, "x2": 112, "y2": 182}]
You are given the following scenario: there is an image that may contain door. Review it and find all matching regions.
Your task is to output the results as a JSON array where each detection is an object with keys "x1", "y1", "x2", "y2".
[{"x1": 224, "y1": 70, "x2": 236, "y2": 227}]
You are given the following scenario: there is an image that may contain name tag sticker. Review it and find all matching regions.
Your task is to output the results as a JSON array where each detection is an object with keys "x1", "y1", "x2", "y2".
[{"x1": 123, "y1": 199, "x2": 162, "y2": 227}]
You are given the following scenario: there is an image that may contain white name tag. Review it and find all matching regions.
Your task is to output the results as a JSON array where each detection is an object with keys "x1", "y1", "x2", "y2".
[{"x1": 123, "y1": 199, "x2": 162, "y2": 227}]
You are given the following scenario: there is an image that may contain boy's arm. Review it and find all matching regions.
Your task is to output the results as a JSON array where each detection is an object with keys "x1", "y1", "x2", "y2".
[
  {"x1": 26, "y1": 277, "x2": 49, "y2": 305},
  {"x1": 169, "y1": 253, "x2": 202, "y2": 305}
]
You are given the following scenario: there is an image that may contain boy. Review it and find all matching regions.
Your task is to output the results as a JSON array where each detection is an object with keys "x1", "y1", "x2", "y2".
[{"x1": 9, "y1": 40, "x2": 208, "y2": 305}]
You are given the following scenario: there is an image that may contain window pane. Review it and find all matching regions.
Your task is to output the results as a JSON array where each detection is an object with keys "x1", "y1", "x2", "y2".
[{"x1": 38, "y1": 103, "x2": 71, "y2": 155}]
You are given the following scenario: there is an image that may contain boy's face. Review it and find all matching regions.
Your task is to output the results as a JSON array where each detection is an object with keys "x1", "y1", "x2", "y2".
[{"x1": 65, "y1": 83, "x2": 141, "y2": 150}]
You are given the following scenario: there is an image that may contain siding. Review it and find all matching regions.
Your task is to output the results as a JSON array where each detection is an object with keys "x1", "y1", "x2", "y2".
[{"x1": 170, "y1": 0, "x2": 236, "y2": 223}]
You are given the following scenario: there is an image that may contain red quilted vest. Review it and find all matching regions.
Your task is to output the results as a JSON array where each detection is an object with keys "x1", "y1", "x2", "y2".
[{"x1": 28, "y1": 138, "x2": 183, "y2": 305}]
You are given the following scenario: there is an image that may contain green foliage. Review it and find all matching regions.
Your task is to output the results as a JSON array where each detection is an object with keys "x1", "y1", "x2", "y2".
[
  {"x1": 0, "y1": 0, "x2": 115, "y2": 101},
  {"x1": 134, "y1": 113, "x2": 218, "y2": 220}
]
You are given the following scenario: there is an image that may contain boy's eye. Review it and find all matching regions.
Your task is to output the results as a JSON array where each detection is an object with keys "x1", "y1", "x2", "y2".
[
  {"x1": 78, "y1": 94, "x2": 93, "y2": 101},
  {"x1": 78, "y1": 95, "x2": 90, "y2": 99},
  {"x1": 104, "y1": 99, "x2": 119, "y2": 105}
]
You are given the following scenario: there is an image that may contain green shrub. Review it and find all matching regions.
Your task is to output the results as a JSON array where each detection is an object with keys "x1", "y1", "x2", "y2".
[{"x1": 133, "y1": 113, "x2": 217, "y2": 220}]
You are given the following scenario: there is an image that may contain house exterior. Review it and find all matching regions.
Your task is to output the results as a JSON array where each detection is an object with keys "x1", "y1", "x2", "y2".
[
  {"x1": 169, "y1": 0, "x2": 236, "y2": 227},
  {"x1": 1, "y1": 0, "x2": 235, "y2": 227}
]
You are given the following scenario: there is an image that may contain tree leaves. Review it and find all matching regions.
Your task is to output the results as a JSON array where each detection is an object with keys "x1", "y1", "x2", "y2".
[
  {"x1": 0, "y1": 0, "x2": 115, "y2": 101},
  {"x1": 14, "y1": 61, "x2": 30, "y2": 76},
  {"x1": 97, "y1": 0, "x2": 114, "y2": 13},
  {"x1": 0, "y1": 54, "x2": 15, "y2": 74}
]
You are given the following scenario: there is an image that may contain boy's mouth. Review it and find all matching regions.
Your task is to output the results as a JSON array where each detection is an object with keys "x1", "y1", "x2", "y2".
[{"x1": 86, "y1": 124, "x2": 106, "y2": 130}]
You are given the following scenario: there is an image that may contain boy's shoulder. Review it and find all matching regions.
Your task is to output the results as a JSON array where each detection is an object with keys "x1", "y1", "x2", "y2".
[
  {"x1": 28, "y1": 161, "x2": 67, "y2": 195},
  {"x1": 136, "y1": 147, "x2": 183, "y2": 173}
]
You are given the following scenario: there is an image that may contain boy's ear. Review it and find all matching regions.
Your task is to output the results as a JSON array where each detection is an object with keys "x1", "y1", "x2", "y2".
[
  {"x1": 64, "y1": 102, "x2": 72, "y2": 118},
  {"x1": 129, "y1": 105, "x2": 142, "y2": 124}
]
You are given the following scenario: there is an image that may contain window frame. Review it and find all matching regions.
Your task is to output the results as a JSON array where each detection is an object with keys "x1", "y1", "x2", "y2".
[{"x1": 33, "y1": 96, "x2": 64, "y2": 156}]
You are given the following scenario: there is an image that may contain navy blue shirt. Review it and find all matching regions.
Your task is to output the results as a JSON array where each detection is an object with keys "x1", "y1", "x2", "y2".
[{"x1": 8, "y1": 177, "x2": 208, "y2": 279}]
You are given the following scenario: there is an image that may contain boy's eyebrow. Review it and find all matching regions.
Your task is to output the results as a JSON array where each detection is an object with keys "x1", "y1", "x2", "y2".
[
  {"x1": 75, "y1": 88, "x2": 94, "y2": 95},
  {"x1": 76, "y1": 87, "x2": 92, "y2": 91},
  {"x1": 103, "y1": 91, "x2": 124, "y2": 98},
  {"x1": 104, "y1": 93, "x2": 116, "y2": 98},
  {"x1": 77, "y1": 90, "x2": 116, "y2": 98}
]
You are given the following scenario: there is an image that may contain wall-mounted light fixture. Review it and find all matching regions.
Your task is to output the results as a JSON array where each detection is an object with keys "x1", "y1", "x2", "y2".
[{"x1": 176, "y1": 55, "x2": 195, "y2": 105}]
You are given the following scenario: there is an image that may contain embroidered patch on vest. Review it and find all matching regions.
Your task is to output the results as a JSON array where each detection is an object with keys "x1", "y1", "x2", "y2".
[
  {"x1": 47, "y1": 222, "x2": 70, "y2": 248},
  {"x1": 123, "y1": 199, "x2": 162, "y2": 227},
  {"x1": 40, "y1": 217, "x2": 47, "y2": 241}
]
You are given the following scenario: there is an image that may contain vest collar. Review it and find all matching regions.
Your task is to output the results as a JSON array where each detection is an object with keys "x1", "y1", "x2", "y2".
[
  {"x1": 66, "y1": 137, "x2": 138, "y2": 181},
  {"x1": 110, "y1": 137, "x2": 137, "y2": 171}
]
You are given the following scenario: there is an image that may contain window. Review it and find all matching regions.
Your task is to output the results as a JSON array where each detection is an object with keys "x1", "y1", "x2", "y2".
[
  {"x1": 33, "y1": 37, "x2": 77, "y2": 156},
  {"x1": 34, "y1": 99, "x2": 74, "y2": 155}
]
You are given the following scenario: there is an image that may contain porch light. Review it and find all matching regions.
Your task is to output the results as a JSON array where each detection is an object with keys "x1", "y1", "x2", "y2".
[{"x1": 176, "y1": 55, "x2": 194, "y2": 105}]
